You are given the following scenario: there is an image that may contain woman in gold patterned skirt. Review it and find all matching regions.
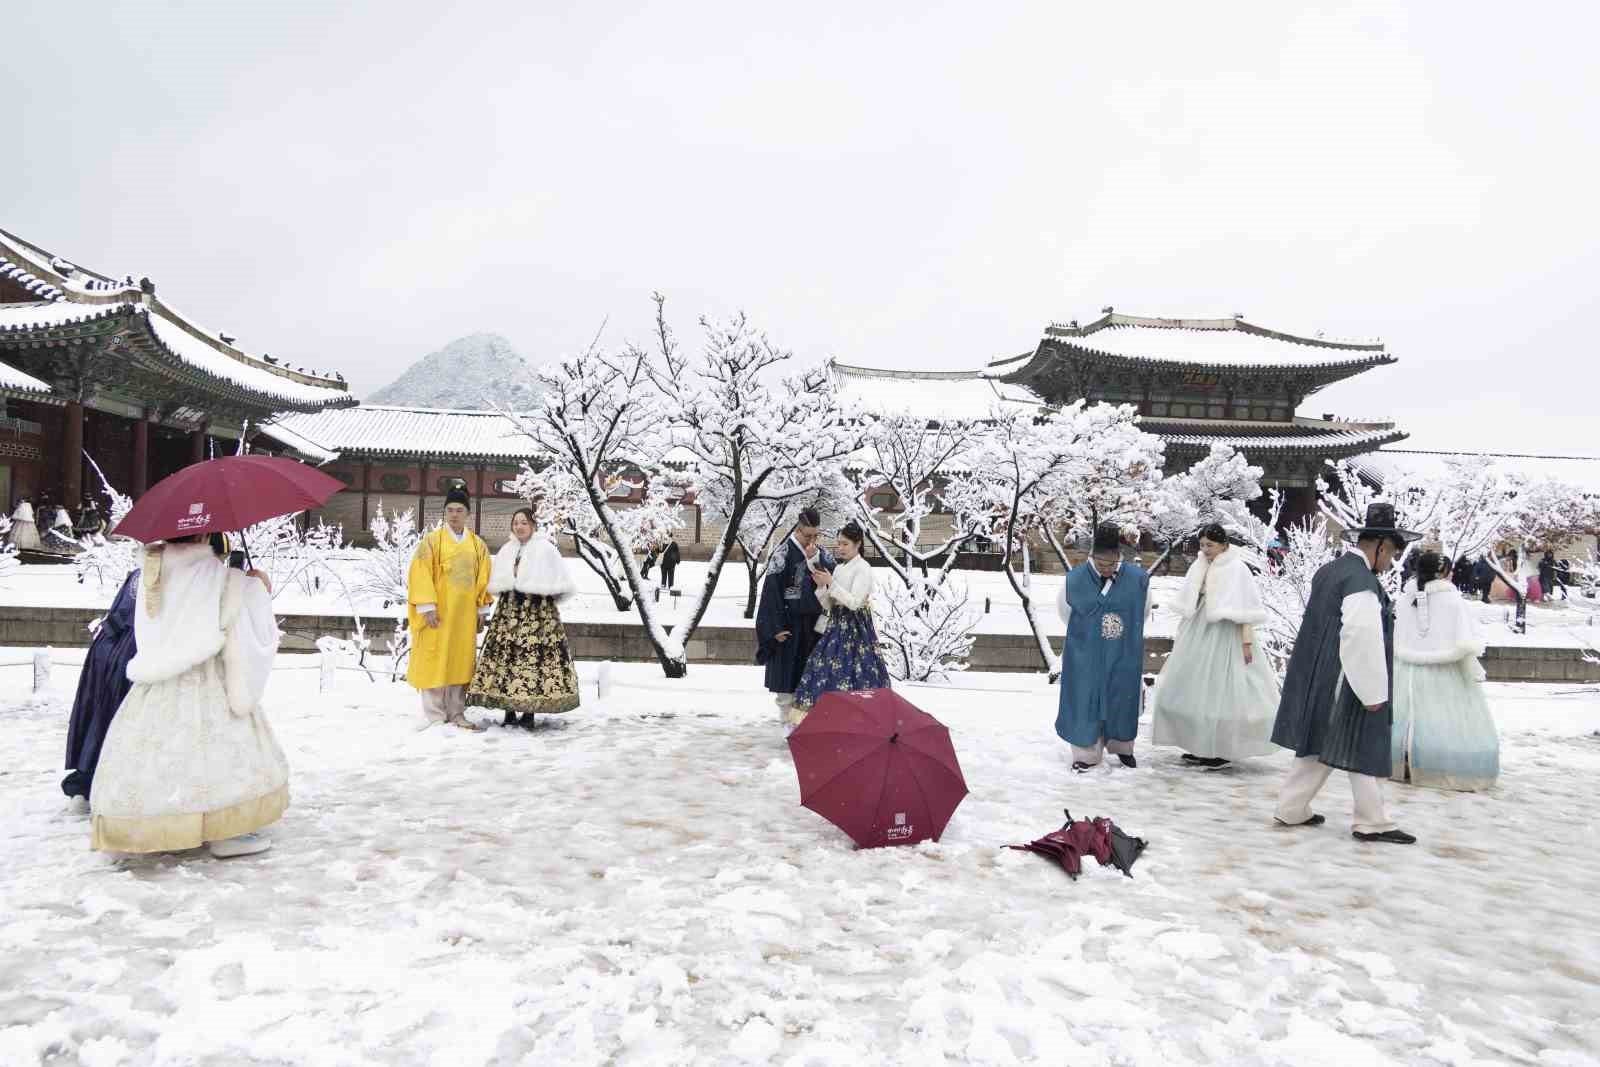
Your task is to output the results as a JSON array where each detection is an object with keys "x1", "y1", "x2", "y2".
[{"x1": 467, "y1": 508, "x2": 581, "y2": 726}]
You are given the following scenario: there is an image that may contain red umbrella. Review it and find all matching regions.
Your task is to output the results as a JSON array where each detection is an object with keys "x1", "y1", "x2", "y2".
[
  {"x1": 787, "y1": 688, "x2": 968, "y2": 849},
  {"x1": 112, "y1": 455, "x2": 345, "y2": 543}
]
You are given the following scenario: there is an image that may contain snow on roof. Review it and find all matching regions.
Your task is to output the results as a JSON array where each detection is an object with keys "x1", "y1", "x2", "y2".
[
  {"x1": 1156, "y1": 423, "x2": 1406, "y2": 453},
  {"x1": 0, "y1": 356, "x2": 52, "y2": 398},
  {"x1": 830, "y1": 361, "x2": 1043, "y2": 419},
  {"x1": 143, "y1": 307, "x2": 350, "y2": 408},
  {"x1": 273, "y1": 405, "x2": 543, "y2": 462},
  {"x1": 1356, "y1": 449, "x2": 1600, "y2": 493},
  {"x1": 0, "y1": 228, "x2": 351, "y2": 409},
  {"x1": 255, "y1": 419, "x2": 339, "y2": 464},
  {"x1": 1040, "y1": 312, "x2": 1391, "y2": 368}
]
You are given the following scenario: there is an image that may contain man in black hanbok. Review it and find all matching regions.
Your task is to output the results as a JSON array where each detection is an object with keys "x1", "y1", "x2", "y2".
[
  {"x1": 1271, "y1": 503, "x2": 1420, "y2": 844},
  {"x1": 755, "y1": 508, "x2": 834, "y2": 731}
]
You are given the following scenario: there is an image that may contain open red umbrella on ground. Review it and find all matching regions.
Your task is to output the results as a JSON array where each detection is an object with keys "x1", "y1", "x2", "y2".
[
  {"x1": 787, "y1": 688, "x2": 968, "y2": 849},
  {"x1": 111, "y1": 455, "x2": 345, "y2": 544}
]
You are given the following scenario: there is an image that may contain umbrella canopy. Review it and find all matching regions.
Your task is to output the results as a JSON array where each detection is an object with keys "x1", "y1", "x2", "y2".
[
  {"x1": 111, "y1": 455, "x2": 345, "y2": 543},
  {"x1": 787, "y1": 688, "x2": 968, "y2": 849}
]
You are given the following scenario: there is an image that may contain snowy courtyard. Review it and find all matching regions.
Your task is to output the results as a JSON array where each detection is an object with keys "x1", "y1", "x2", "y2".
[{"x1": 3, "y1": 657, "x2": 1597, "y2": 1066}]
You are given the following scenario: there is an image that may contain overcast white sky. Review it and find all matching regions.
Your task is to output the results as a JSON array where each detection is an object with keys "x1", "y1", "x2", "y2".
[{"x1": 6, "y1": 2, "x2": 1597, "y2": 453}]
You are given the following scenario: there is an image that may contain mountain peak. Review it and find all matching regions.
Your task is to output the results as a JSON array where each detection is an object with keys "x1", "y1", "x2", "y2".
[{"x1": 367, "y1": 333, "x2": 540, "y2": 409}]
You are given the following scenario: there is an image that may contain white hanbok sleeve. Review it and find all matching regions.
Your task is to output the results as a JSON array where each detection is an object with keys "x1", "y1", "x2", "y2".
[
  {"x1": 225, "y1": 574, "x2": 281, "y2": 716},
  {"x1": 827, "y1": 561, "x2": 874, "y2": 611},
  {"x1": 1057, "y1": 579, "x2": 1071, "y2": 629},
  {"x1": 1339, "y1": 590, "x2": 1389, "y2": 707}
]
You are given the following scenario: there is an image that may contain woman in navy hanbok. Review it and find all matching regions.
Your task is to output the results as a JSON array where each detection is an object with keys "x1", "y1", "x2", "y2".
[
  {"x1": 62, "y1": 568, "x2": 140, "y2": 803},
  {"x1": 792, "y1": 522, "x2": 890, "y2": 722}
]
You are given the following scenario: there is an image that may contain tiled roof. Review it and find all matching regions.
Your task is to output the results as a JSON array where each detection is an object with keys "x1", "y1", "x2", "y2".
[
  {"x1": 273, "y1": 405, "x2": 542, "y2": 462},
  {"x1": 1033, "y1": 312, "x2": 1392, "y2": 369},
  {"x1": 0, "y1": 356, "x2": 53, "y2": 399},
  {"x1": 830, "y1": 360, "x2": 1043, "y2": 419},
  {"x1": 0, "y1": 228, "x2": 352, "y2": 412}
]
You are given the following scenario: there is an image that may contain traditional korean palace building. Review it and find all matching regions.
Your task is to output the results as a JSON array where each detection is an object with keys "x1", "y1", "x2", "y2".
[
  {"x1": 0, "y1": 228, "x2": 353, "y2": 517},
  {"x1": 833, "y1": 309, "x2": 1409, "y2": 524}
]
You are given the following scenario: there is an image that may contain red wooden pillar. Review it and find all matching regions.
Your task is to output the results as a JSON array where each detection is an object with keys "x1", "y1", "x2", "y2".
[
  {"x1": 62, "y1": 400, "x2": 84, "y2": 508},
  {"x1": 190, "y1": 421, "x2": 208, "y2": 464},
  {"x1": 130, "y1": 415, "x2": 150, "y2": 497},
  {"x1": 360, "y1": 460, "x2": 372, "y2": 532},
  {"x1": 474, "y1": 464, "x2": 486, "y2": 534},
  {"x1": 418, "y1": 462, "x2": 429, "y2": 526}
]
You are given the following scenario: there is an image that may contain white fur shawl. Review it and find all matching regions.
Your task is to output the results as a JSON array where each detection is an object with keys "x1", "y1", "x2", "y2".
[
  {"x1": 1396, "y1": 579, "x2": 1484, "y2": 665},
  {"x1": 126, "y1": 542, "x2": 280, "y2": 713},
  {"x1": 489, "y1": 532, "x2": 576, "y2": 600},
  {"x1": 1174, "y1": 546, "x2": 1267, "y2": 625}
]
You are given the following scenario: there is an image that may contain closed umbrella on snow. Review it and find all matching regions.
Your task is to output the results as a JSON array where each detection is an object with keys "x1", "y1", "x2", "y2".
[{"x1": 786, "y1": 688, "x2": 968, "y2": 849}]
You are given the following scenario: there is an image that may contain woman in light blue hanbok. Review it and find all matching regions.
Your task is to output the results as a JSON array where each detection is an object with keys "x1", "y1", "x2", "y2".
[{"x1": 1391, "y1": 552, "x2": 1500, "y2": 792}]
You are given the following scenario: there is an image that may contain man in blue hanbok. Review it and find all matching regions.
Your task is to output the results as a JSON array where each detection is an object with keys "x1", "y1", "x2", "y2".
[
  {"x1": 1057, "y1": 524, "x2": 1151, "y2": 772},
  {"x1": 755, "y1": 508, "x2": 835, "y2": 731}
]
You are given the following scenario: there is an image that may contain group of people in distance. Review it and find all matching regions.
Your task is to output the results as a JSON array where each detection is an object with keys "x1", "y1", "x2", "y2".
[{"x1": 1052, "y1": 504, "x2": 1500, "y2": 846}]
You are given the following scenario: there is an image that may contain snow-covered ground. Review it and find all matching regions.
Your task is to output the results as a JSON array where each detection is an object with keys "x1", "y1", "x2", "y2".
[
  {"x1": 2, "y1": 658, "x2": 1597, "y2": 1065},
  {"x1": 7, "y1": 557, "x2": 1598, "y2": 648}
]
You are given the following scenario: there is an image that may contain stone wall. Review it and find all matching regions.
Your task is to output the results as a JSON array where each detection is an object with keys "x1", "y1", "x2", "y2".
[{"x1": 9, "y1": 605, "x2": 1593, "y2": 684}]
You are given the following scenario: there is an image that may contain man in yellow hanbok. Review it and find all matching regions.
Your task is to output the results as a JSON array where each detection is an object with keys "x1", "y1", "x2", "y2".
[{"x1": 406, "y1": 486, "x2": 492, "y2": 730}]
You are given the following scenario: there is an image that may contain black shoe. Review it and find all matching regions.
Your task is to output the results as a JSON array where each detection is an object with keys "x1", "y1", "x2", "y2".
[
  {"x1": 522, "y1": 713, "x2": 538, "y2": 730},
  {"x1": 1353, "y1": 829, "x2": 1416, "y2": 844},
  {"x1": 503, "y1": 712, "x2": 520, "y2": 728},
  {"x1": 1274, "y1": 813, "x2": 1326, "y2": 828},
  {"x1": 1117, "y1": 754, "x2": 1137, "y2": 769},
  {"x1": 1192, "y1": 757, "x2": 1230, "y2": 768},
  {"x1": 1072, "y1": 761, "x2": 1095, "y2": 773},
  {"x1": 1180, "y1": 753, "x2": 1204, "y2": 763}
]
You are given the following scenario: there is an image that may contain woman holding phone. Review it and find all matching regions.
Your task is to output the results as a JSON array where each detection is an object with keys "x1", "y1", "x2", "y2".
[{"x1": 791, "y1": 522, "x2": 891, "y2": 721}]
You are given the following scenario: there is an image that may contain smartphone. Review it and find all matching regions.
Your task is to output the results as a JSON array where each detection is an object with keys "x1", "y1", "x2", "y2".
[{"x1": 228, "y1": 550, "x2": 248, "y2": 571}]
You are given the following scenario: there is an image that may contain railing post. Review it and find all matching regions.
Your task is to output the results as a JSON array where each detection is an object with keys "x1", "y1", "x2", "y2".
[{"x1": 32, "y1": 648, "x2": 51, "y2": 693}]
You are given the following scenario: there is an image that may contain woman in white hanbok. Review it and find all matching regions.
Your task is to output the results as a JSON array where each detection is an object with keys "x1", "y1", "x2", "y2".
[
  {"x1": 1151, "y1": 524, "x2": 1279, "y2": 766},
  {"x1": 9, "y1": 499, "x2": 39, "y2": 550},
  {"x1": 91, "y1": 535, "x2": 289, "y2": 857},
  {"x1": 1391, "y1": 552, "x2": 1499, "y2": 791}
]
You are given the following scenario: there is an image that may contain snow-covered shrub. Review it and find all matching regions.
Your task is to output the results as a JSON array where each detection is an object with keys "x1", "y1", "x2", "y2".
[
  {"x1": 875, "y1": 573, "x2": 980, "y2": 683},
  {"x1": 0, "y1": 512, "x2": 16, "y2": 584},
  {"x1": 348, "y1": 503, "x2": 420, "y2": 679},
  {"x1": 241, "y1": 512, "x2": 346, "y2": 600}
]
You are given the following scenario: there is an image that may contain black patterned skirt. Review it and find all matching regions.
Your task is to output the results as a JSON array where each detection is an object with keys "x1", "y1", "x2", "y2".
[{"x1": 467, "y1": 592, "x2": 581, "y2": 714}]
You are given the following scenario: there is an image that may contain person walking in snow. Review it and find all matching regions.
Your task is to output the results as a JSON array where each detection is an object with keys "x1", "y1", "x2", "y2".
[
  {"x1": 1056, "y1": 523, "x2": 1151, "y2": 772},
  {"x1": 755, "y1": 507, "x2": 834, "y2": 732},
  {"x1": 406, "y1": 485, "x2": 492, "y2": 731},
  {"x1": 791, "y1": 521, "x2": 891, "y2": 723},
  {"x1": 90, "y1": 534, "x2": 287, "y2": 858},
  {"x1": 1271, "y1": 503, "x2": 1419, "y2": 845},
  {"x1": 1150, "y1": 523, "x2": 1278, "y2": 768},
  {"x1": 466, "y1": 506, "x2": 580, "y2": 727},
  {"x1": 1390, "y1": 551, "x2": 1500, "y2": 792}
]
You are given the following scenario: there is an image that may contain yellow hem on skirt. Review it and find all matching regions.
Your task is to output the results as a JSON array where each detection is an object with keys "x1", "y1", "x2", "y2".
[{"x1": 91, "y1": 785, "x2": 289, "y2": 853}]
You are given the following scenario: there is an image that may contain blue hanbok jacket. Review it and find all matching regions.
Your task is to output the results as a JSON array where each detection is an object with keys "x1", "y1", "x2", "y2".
[{"x1": 1056, "y1": 560, "x2": 1150, "y2": 747}]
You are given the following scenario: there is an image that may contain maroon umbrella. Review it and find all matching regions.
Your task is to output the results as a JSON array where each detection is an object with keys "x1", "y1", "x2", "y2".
[
  {"x1": 787, "y1": 688, "x2": 968, "y2": 849},
  {"x1": 112, "y1": 455, "x2": 345, "y2": 543}
]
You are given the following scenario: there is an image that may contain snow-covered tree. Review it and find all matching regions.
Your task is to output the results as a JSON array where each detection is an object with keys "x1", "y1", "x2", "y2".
[
  {"x1": 1146, "y1": 444, "x2": 1266, "y2": 572},
  {"x1": 239, "y1": 512, "x2": 346, "y2": 601},
  {"x1": 945, "y1": 401, "x2": 1155, "y2": 675},
  {"x1": 642, "y1": 295, "x2": 861, "y2": 676},
  {"x1": 1255, "y1": 513, "x2": 1342, "y2": 675},
  {"x1": 1510, "y1": 477, "x2": 1600, "y2": 553},
  {"x1": 847, "y1": 412, "x2": 987, "y2": 588},
  {"x1": 1036, "y1": 414, "x2": 1167, "y2": 571}
]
